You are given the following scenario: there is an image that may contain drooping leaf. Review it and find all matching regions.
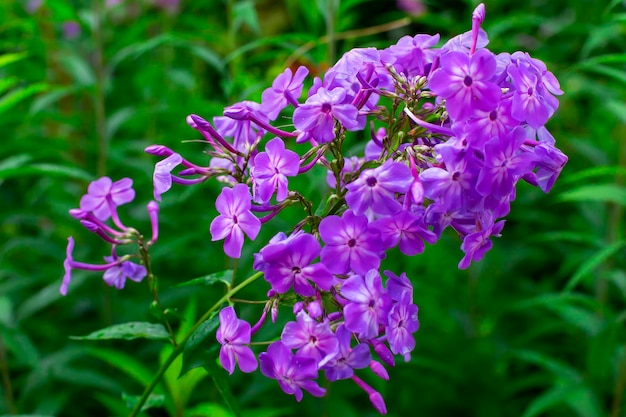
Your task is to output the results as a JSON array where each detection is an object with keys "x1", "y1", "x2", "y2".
[
  {"x1": 174, "y1": 270, "x2": 233, "y2": 289},
  {"x1": 122, "y1": 392, "x2": 165, "y2": 412},
  {"x1": 85, "y1": 347, "x2": 156, "y2": 388},
  {"x1": 0, "y1": 83, "x2": 48, "y2": 114},
  {"x1": 70, "y1": 322, "x2": 171, "y2": 342},
  {"x1": 204, "y1": 358, "x2": 241, "y2": 417},
  {"x1": 563, "y1": 240, "x2": 626, "y2": 292},
  {"x1": 557, "y1": 184, "x2": 626, "y2": 206},
  {"x1": 0, "y1": 51, "x2": 28, "y2": 68},
  {"x1": 179, "y1": 314, "x2": 220, "y2": 377}
]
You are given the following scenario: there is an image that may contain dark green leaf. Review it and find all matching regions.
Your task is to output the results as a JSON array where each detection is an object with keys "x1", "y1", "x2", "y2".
[
  {"x1": 174, "y1": 270, "x2": 233, "y2": 289},
  {"x1": 180, "y1": 314, "x2": 220, "y2": 377},
  {"x1": 70, "y1": 322, "x2": 171, "y2": 342},
  {"x1": 557, "y1": 184, "x2": 626, "y2": 206},
  {"x1": 122, "y1": 392, "x2": 165, "y2": 412},
  {"x1": 204, "y1": 358, "x2": 241, "y2": 417},
  {"x1": 564, "y1": 240, "x2": 626, "y2": 292}
]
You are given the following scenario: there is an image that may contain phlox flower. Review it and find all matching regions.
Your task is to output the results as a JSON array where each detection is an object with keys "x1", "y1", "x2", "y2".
[
  {"x1": 341, "y1": 269, "x2": 392, "y2": 339},
  {"x1": 216, "y1": 306, "x2": 258, "y2": 374},
  {"x1": 210, "y1": 184, "x2": 261, "y2": 258},
  {"x1": 79, "y1": 177, "x2": 135, "y2": 221},
  {"x1": 252, "y1": 137, "x2": 300, "y2": 203}
]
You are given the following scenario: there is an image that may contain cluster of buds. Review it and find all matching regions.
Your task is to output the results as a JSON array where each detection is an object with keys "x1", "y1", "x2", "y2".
[{"x1": 61, "y1": 4, "x2": 567, "y2": 414}]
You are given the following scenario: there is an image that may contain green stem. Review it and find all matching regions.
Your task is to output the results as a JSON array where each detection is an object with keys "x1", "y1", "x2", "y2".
[{"x1": 128, "y1": 271, "x2": 264, "y2": 417}]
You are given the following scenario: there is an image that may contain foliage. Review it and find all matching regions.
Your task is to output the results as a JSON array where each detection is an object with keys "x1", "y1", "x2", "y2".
[{"x1": 1, "y1": 0, "x2": 625, "y2": 416}]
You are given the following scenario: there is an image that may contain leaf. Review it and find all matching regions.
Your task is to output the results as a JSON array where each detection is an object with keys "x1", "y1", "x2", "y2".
[
  {"x1": 557, "y1": 184, "x2": 626, "y2": 206},
  {"x1": 560, "y1": 165, "x2": 626, "y2": 185},
  {"x1": 0, "y1": 77, "x2": 18, "y2": 95},
  {"x1": 521, "y1": 383, "x2": 599, "y2": 417},
  {"x1": 174, "y1": 270, "x2": 233, "y2": 289},
  {"x1": 563, "y1": 240, "x2": 626, "y2": 292},
  {"x1": 106, "y1": 106, "x2": 135, "y2": 140},
  {"x1": 510, "y1": 349, "x2": 582, "y2": 381},
  {"x1": 29, "y1": 86, "x2": 82, "y2": 115},
  {"x1": 179, "y1": 314, "x2": 220, "y2": 377},
  {"x1": 122, "y1": 392, "x2": 165, "y2": 412},
  {"x1": 233, "y1": 1, "x2": 261, "y2": 35},
  {"x1": 204, "y1": 358, "x2": 241, "y2": 417},
  {"x1": 70, "y1": 322, "x2": 171, "y2": 342},
  {"x1": 0, "y1": 51, "x2": 28, "y2": 68},
  {"x1": 0, "y1": 83, "x2": 48, "y2": 114},
  {"x1": 85, "y1": 347, "x2": 156, "y2": 387},
  {"x1": 0, "y1": 163, "x2": 93, "y2": 181}
]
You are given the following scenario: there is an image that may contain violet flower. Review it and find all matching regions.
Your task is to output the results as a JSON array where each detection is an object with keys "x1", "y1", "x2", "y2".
[
  {"x1": 102, "y1": 256, "x2": 147, "y2": 289},
  {"x1": 252, "y1": 137, "x2": 300, "y2": 203},
  {"x1": 341, "y1": 269, "x2": 392, "y2": 339},
  {"x1": 261, "y1": 66, "x2": 309, "y2": 120},
  {"x1": 321, "y1": 324, "x2": 371, "y2": 381},
  {"x1": 428, "y1": 48, "x2": 501, "y2": 122},
  {"x1": 281, "y1": 311, "x2": 338, "y2": 363},
  {"x1": 319, "y1": 210, "x2": 383, "y2": 275},
  {"x1": 259, "y1": 341, "x2": 326, "y2": 401},
  {"x1": 345, "y1": 160, "x2": 413, "y2": 216},
  {"x1": 153, "y1": 153, "x2": 182, "y2": 201},
  {"x1": 370, "y1": 209, "x2": 437, "y2": 256},
  {"x1": 386, "y1": 292, "x2": 419, "y2": 360},
  {"x1": 210, "y1": 184, "x2": 261, "y2": 259},
  {"x1": 79, "y1": 177, "x2": 135, "y2": 222},
  {"x1": 216, "y1": 306, "x2": 258, "y2": 374}
]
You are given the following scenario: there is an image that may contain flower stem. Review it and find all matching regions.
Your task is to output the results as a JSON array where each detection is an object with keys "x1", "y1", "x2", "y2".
[{"x1": 128, "y1": 271, "x2": 264, "y2": 417}]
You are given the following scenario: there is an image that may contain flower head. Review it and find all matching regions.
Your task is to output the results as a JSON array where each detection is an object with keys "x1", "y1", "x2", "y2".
[
  {"x1": 79, "y1": 177, "x2": 135, "y2": 221},
  {"x1": 216, "y1": 307, "x2": 258, "y2": 374}
]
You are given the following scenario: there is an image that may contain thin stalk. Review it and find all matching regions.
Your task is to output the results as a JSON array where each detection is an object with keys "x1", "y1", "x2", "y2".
[
  {"x1": 0, "y1": 337, "x2": 17, "y2": 414},
  {"x1": 92, "y1": 0, "x2": 107, "y2": 177},
  {"x1": 128, "y1": 271, "x2": 264, "y2": 417}
]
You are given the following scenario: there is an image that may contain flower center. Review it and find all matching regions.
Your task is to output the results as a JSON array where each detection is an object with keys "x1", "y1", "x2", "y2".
[
  {"x1": 463, "y1": 75, "x2": 473, "y2": 87},
  {"x1": 321, "y1": 102, "x2": 332, "y2": 113},
  {"x1": 489, "y1": 110, "x2": 498, "y2": 121},
  {"x1": 451, "y1": 172, "x2": 461, "y2": 181},
  {"x1": 527, "y1": 87, "x2": 534, "y2": 96},
  {"x1": 347, "y1": 238, "x2": 357, "y2": 247},
  {"x1": 366, "y1": 176, "x2": 377, "y2": 187},
  {"x1": 232, "y1": 215, "x2": 238, "y2": 224},
  {"x1": 292, "y1": 266, "x2": 301, "y2": 275}
]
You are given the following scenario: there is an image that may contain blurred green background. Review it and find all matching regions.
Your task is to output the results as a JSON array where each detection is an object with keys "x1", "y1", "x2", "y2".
[{"x1": 1, "y1": 0, "x2": 626, "y2": 416}]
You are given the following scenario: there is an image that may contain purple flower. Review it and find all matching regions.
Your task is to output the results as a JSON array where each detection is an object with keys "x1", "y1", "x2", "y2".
[
  {"x1": 216, "y1": 307, "x2": 258, "y2": 374},
  {"x1": 210, "y1": 184, "x2": 261, "y2": 259},
  {"x1": 252, "y1": 138, "x2": 300, "y2": 203},
  {"x1": 79, "y1": 177, "x2": 135, "y2": 221},
  {"x1": 533, "y1": 141, "x2": 568, "y2": 193},
  {"x1": 458, "y1": 213, "x2": 505, "y2": 269},
  {"x1": 428, "y1": 48, "x2": 501, "y2": 122},
  {"x1": 261, "y1": 66, "x2": 309, "y2": 120},
  {"x1": 341, "y1": 270, "x2": 392, "y2": 339},
  {"x1": 370, "y1": 209, "x2": 437, "y2": 255},
  {"x1": 386, "y1": 293, "x2": 419, "y2": 360},
  {"x1": 475, "y1": 127, "x2": 535, "y2": 199},
  {"x1": 261, "y1": 232, "x2": 333, "y2": 296},
  {"x1": 259, "y1": 341, "x2": 326, "y2": 401},
  {"x1": 293, "y1": 87, "x2": 360, "y2": 143},
  {"x1": 102, "y1": 257, "x2": 147, "y2": 289},
  {"x1": 345, "y1": 160, "x2": 413, "y2": 216},
  {"x1": 384, "y1": 270, "x2": 413, "y2": 303},
  {"x1": 319, "y1": 210, "x2": 383, "y2": 275},
  {"x1": 60, "y1": 237, "x2": 75, "y2": 296},
  {"x1": 153, "y1": 153, "x2": 183, "y2": 201},
  {"x1": 281, "y1": 311, "x2": 338, "y2": 362},
  {"x1": 321, "y1": 324, "x2": 371, "y2": 381}
]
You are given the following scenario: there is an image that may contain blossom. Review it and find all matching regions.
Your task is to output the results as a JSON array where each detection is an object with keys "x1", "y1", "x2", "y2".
[
  {"x1": 370, "y1": 209, "x2": 437, "y2": 255},
  {"x1": 261, "y1": 66, "x2": 309, "y2": 120},
  {"x1": 79, "y1": 177, "x2": 135, "y2": 221},
  {"x1": 319, "y1": 210, "x2": 383, "y2": 275},
  {"x1": 341, "y1": 270, "x2": 392, "y2": 339},
  {"x1": 102, "y1": 257, "x2": 147, "y2": 290},
  {"x1": 210, "y1": 184, "x2": 261, "y2": 258},
  {"x1": 386, "y1": 293, "x2": 419, "y2": 360},
  {"x1": 216, "y1": 307, "x2": 258, "y2": 374},
  {"x1": 428, "y1": 48, "x2": 501, "y2": 121},
  {"x1": 345, "y1": 160, "x2": 413, "y2": 216},
  {"x1": 261, "y1": 232, "x2": 333, "y2": 296},
  {"x1": 458, "y1": 213, "x2": 505, "y2": 269},
  {"x1": 293, "y1": 87, "x2": 359, "y2": 143},
  {"x1": 252, "y1": 137, "x2": 300, "y2": 203},
  {"x1": 281, "y1": 311, "x2": 338, "y2": 362},
  {"x1": 259, "y1": 341, "x2": 326, "y2": 401},
  {"x1": 321, "y1": 324, "x2": 371, "y2": 381},
  {"x1": 153, "y1": 153, "x2": 182, "y2": 201},
  {"x1": 60, "y1": 237, "x2": 75, "y2": 296}
]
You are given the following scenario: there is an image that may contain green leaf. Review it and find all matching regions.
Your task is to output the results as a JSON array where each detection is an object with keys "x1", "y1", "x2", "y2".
[
  {"x1": 0, "y1": 83, "x2": 48, "y2": 114},
  {"x1": 521, "y1": 384, "x2": 599, "y2": 417},
  {"x1": 122, "y1": 392, "x2": 165, "y2": 412},
  {"x1": 560, "y1": 165, "x2": 626, "y2": 185},
  {"x1": 204, "y1": 358, "x2": 241, "y2": 417},
  {"x1": 85, "y1": 347, "x2": 156, "y2": 387},
  {"x1": 29, "y1": 86, "x2": 82, "y2": 115},
  {"x1": 0, "y1": 77, "x2": 19, "y2": 95},
  {"x1": 0, "y1": 163, "x2": 93, "y2": 181},
  {"x1": 0, "y1": 51, "x2": 28, "y2": 68},
  {"x1": 70, "y1": 322, "x2": 171, "y2": 342},
  {"x1": 557, "y1": 184, "x2": 626, "y2": 206},
  {"x1": 563, "y1": 240, "x2": 626, "y2": 292},
  {"x1": 180, "y1": 314, "x2": 220, "y2": 377},
  {"x1": 174, "y1": 270, "x2": 233, "y2": 289},
  {"x1": 233, "y1": 1, "x2": 261, "y2": 35}
]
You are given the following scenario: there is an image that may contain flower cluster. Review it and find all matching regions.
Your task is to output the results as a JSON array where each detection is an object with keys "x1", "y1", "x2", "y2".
[
  {"x1": 60, "y1": 177, "x2": 159, "y2": 295},
  {"x1": 62, "y1": 3, "x2": 567, "y2": 414}
]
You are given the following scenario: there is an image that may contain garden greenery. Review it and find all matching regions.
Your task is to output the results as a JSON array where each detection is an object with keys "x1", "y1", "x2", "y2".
[{"x1": 58, "y1": 4, "x2": 568, "y2": 414}]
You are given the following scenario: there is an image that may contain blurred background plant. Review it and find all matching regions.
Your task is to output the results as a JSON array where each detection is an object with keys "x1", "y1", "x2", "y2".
[{"x1": 1, "y1": 0, "x2": 625, "y2": 416}]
